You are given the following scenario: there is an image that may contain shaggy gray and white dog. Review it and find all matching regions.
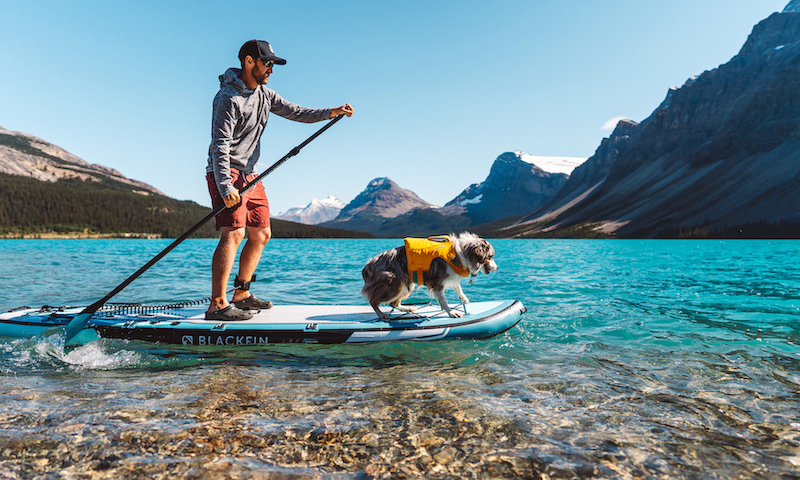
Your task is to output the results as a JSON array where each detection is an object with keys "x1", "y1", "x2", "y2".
[{"x1": 361, "y1": 232, "x2": 498, "y2": 319}]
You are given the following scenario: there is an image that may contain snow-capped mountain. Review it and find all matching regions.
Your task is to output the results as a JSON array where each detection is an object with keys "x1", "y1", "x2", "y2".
[
  {"x1": 441, "y1": 151, "x2": 569, "y2": 224},
  {"x1": 785, "y1": 0, "x2": 800, "y2": 13},
  {"x1": 274, "y1": 195, "x2": 345, "y2": 225}
]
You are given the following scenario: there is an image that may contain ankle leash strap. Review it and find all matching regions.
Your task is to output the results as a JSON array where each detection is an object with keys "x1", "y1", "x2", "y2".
[{"x1": 234, "y1": 274, "x2": 256, "y2": 291}]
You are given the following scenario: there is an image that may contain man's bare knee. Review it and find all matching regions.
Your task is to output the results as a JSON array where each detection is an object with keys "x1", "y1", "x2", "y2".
[
  {"x1": 248, "y1": 226, "x2": 271, "y2": 246},
  {"x1": 221, "y1": 227, "x2": 246, "y2": 245}
]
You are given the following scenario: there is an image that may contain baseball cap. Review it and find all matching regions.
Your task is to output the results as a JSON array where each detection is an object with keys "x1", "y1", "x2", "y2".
[{"x1": 238, "y1": 39, "x2": 287, "y2": 65}]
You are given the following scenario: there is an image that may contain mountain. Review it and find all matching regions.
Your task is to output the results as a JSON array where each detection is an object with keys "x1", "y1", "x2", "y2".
[
  {"x1": 507, "y1": 6, "x2": 800, "y2": 238},
  {"x1": 336, "y1": 177, "x2": 433, "y2": 220},
  {"x1": 0, "y1": 125, "x2": 164, "y2": 195},
  {"x1": 440, "y1": 151, "x2": 569, "y2": 225},
  {"x1": 274, "y1": 195, "x2": 345, "y2": 225},
  {"x1": 332, "y1": 176, "x2": 433, "y2": 224},
  {"x1": 319, "y1": 177, "x2": 436, "y2": 235},
  {"x1": 318, "y1": 177, "x2": 471, "y2": 238}
]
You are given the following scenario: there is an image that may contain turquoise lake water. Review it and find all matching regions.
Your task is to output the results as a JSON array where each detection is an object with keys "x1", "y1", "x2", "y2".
[{"x1": 0, "y1": 239, "x2": 799, "y2": 478}]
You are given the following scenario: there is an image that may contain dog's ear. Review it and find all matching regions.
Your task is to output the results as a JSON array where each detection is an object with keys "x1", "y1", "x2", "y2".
[
  {"x1": 473, "y1": 240, "x2": 492, "y2": 262},
  {"x1": 484, "y1": 240, "x2": 494, "y2": 260}
]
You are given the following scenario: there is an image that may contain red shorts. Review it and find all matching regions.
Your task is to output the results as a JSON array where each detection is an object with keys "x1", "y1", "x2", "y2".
[{"x1": 207, "y1": 170, "x2": 270, "y2": 230}]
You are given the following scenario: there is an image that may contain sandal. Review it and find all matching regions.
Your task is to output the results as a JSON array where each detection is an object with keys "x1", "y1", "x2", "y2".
[
  {"x1": 205, "y1": 305, "x2": 254, "y2": 321},
  {"x1": 233, "y1": 294, "x2": 273, "y2": 311}
]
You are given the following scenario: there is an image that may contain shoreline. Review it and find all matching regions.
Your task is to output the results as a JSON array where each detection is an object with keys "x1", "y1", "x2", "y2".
[{"x1": 1, "y1": 232, "x2": 163, "y2": 240}]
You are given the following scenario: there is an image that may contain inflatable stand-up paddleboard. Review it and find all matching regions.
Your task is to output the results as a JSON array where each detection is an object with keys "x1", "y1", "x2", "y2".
[{"x1": 0, "y1": 300, "x2": 525, "y2": 346}]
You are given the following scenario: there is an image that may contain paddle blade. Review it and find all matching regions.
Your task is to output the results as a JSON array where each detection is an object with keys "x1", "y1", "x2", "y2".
[{"x1": 64, "y1": 311, "x2": 94, "y2": 343}]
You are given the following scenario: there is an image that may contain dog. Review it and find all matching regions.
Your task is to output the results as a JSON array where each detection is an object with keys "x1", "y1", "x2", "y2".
[{"x1": 361, "y1": 232, "x2": 498, "y2": 319}]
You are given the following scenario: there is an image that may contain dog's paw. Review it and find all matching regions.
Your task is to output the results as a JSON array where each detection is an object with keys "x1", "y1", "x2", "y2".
[
  {"x1": 447, "y1": 310, "x2": 464, "y2": 318},
  {"x1": 391, "y1": 304, "x2": 417, "y2": 313}
]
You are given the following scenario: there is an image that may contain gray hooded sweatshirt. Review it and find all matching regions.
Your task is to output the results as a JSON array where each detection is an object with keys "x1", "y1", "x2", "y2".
[{"x1": 207, "y1": 68, "x2": 332, "y2": 198}]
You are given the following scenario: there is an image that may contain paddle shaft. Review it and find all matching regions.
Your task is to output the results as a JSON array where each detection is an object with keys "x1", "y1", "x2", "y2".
[{"x1": 64, "y1": 114, "x2": 344, "y2": 341}]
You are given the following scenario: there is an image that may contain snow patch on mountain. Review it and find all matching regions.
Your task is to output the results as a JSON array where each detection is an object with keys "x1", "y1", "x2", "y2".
[
  {"x1": 368, "y1": 178, "x2": 390, "y2": 189},
  {"x1": 459, "y1": 194, "x2": 483, "y2": 206},
  {"x1": 784, "y1": 0, "x2": 800, "y2": 13},
  {"x1": 514, "y1": 151, "x2": 586, "y2": 175}
]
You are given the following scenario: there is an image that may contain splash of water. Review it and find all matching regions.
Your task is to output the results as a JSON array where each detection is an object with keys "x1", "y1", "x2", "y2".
[{"x1": 1, "y1": 333, "x2": 144, "y2": 375}]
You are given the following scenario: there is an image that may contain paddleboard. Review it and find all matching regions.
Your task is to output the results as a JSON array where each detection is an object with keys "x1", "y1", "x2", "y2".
[{"x1": 0, "y1": 300, "x2": 525, "y2": 345}]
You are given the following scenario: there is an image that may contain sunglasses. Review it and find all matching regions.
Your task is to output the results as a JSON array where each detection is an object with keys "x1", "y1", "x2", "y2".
[{"x1": 258, "y1": 59, "x2": 275, "y2": 68}]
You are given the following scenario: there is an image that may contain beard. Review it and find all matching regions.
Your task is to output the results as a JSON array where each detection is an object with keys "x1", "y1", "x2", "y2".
[{"x1": 252, "y1": 65, "x2": 269, "y2": 85}]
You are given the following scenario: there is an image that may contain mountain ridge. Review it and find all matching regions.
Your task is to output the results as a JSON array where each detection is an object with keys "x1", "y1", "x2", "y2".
[{"x1": 0, "y1": 125, "x2": 164, "y2": 196}]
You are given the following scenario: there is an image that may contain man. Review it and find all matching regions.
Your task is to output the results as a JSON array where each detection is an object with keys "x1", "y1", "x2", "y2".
[{"x1": 206, "y1": 39, "x2": 353, "y2": 321}]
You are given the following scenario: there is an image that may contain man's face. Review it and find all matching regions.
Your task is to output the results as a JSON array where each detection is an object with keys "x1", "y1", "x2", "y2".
[{"x1": 252, "y1": 58, "x2": 274, "y2": 85}]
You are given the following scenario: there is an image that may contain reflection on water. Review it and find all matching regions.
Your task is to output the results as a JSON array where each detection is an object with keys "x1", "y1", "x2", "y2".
[{"x1": 0, "y1": 239, "x2": 799, "y2": 478}]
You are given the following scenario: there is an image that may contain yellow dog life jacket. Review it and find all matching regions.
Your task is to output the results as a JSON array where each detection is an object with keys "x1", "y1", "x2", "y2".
[{"x1": 405, "y1": 236, "x2": 470, "y2": 285}]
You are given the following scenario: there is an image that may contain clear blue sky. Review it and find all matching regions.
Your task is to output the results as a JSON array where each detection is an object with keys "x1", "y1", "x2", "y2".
[{"x1": 0, "y1": 1, "x2": 789, "y2": 213}]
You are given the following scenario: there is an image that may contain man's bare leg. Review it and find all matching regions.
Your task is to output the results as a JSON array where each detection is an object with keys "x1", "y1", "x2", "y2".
[
  {"x1": 231, "y1": 226, "x2": 271, "y2": 303},
  {"x1": 208, "y1": 227, "x2": 246, "y2": 312}
]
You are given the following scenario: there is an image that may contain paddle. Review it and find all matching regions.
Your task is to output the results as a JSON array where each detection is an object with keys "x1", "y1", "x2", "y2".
[{"x1": 63, "y1": 114, "x2": 345, "y2": 343}]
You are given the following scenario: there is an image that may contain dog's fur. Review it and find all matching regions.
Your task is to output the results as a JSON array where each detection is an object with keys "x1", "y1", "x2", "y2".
[{"x1": 361, "y1": 232, "x2": 498, "y2": 319}]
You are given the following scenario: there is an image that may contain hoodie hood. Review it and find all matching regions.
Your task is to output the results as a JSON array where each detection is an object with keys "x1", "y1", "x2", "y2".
[{"x1": 219, "y1": 68, "x2": 251, "y2": 93}]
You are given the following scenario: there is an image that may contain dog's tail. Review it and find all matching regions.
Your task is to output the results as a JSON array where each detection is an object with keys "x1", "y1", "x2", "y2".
[{"x1": 361, "y1": 271, "x2": 398, "y2": 297}]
